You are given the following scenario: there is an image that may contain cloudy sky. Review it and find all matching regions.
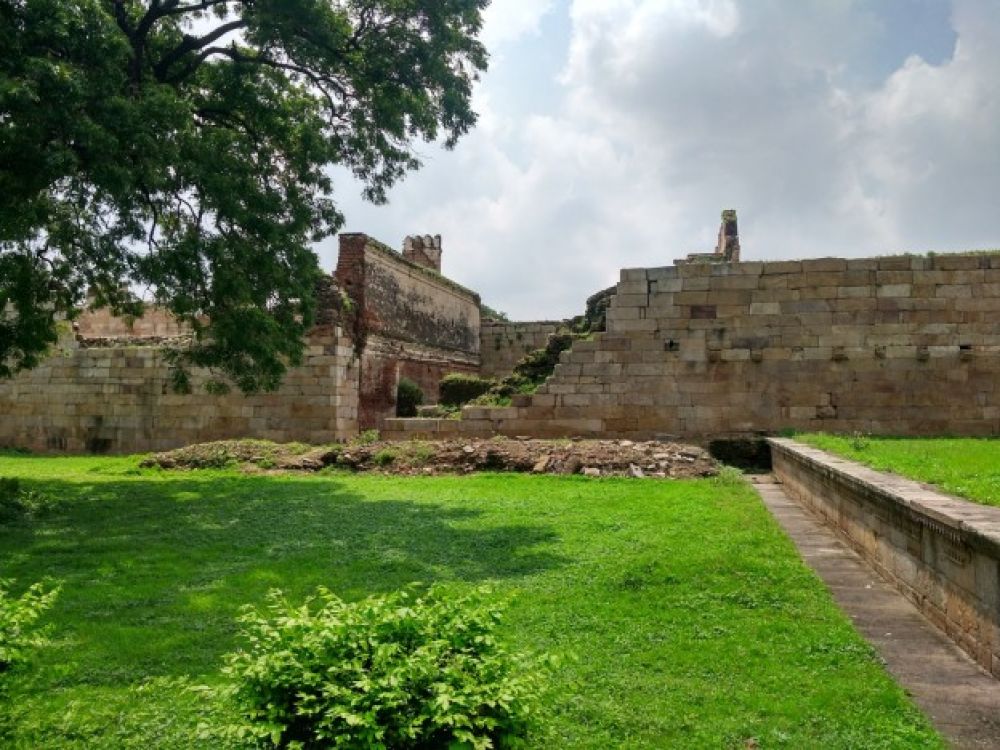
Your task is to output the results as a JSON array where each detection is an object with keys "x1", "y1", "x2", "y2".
[{"x1": 321, "y1": 0, "x2": 1000, "y2": 320}]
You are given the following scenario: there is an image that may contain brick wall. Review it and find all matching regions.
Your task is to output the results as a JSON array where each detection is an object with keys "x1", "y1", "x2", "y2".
[
  {"x1": 384, "y1": 253, "x2": 1000, "y2": 440},
  {"x1": 335, "y1": 233, "x2": 482, "y2": 428},
  {"x1": 479, "y1": 321, "x2": 563, "y2": 379},
  {"x1": 0, "y1": 325, "x2": 358, "y2": 453}
]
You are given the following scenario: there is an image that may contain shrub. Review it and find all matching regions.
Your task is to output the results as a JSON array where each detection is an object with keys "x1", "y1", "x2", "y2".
[
  {"x1": 396, "y1": 378, "x2": 424, "y2": 418},
  {"x1": 372, "y1": 449, "x2": 397, "y2": 467},
  {"x1": 471, "y1": 333, "x2": 583, "y2": 407},
  {"x1": 0, "y1": 580, "x2": 60, "y2": 688},
  {"x1": 221, "y1": 585, "x2": 547, "y2": 749},
  {"x1": 850, "y1": 431, "x2": 871, "y2": 451},
  {"x1": 0, "y1": 479, "x2": 57, "y2": 522},
  {"x1": 355, "y1": 429, "x2": 380, "y2": 446},
  {"x1": 439, "y1": 373, "x2": 496, "y2": 407}
]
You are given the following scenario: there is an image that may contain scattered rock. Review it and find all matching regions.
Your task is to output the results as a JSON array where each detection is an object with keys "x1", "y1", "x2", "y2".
[
  {"x1": 143, "y1": 437, "x2": 719, "y2": 480},
  {"x1": 532, "y1": 455, "x2": 551, "y2": 474}
]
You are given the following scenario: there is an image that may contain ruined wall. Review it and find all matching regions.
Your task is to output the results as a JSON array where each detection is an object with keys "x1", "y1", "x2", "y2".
[
  {"x1": 479, "y1": 321, "x2": 563, "y2": 379},
  {"x1": 335, "y1": 234, "x2": 480, "y2": 427},
  {"x1": 384, "y1": 253, "x2": 1000, "y2": 440},
  {"x1": 0, "y1": 325, "x2": 358, "y2": 453},
  {"x1": 76, "y1": 306, "x2": 188, "y2": 339}
]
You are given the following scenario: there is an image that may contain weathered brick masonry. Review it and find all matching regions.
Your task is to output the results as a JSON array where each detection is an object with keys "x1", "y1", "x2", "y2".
[
  {"x1": 335, "y1": 234, "x2": 480, "y2": 428},
  {"x1": 385, "y1": 253, "x2": 1000, "y2": 439}
]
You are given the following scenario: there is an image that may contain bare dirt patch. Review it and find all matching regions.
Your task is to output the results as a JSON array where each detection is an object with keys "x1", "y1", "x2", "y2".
[{"x1": 141, "y1": 437, "x2": 718, "y2": 479}]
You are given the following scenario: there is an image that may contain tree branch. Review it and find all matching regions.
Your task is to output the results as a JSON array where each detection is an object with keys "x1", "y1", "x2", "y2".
[{"x1": 153, "y1": 19, "x2": 247, "y2": 81}]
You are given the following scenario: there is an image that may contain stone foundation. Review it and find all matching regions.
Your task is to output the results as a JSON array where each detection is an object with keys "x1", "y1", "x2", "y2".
[{"x1": 769, "y1": 438, "x2": 1000, "y2": 679}]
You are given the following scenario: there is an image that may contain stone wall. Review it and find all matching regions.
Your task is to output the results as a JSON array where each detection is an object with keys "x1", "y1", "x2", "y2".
[
  {"x1": 770, "y1": 438, "x2": 1000, "y2": 679},
  {"x1": 0, "y1": 325, "x2": 358, "y2": 453},
  {"x1": 384, "y1": 253, "x2": 1000, "y2": 440},
  {"x1": 335, "y1": 233, "x2": 481, "y2": 428},
  {"x1": 76, "y1": 305, "x2": 188, "y2": 339},
  {"x1": 479, "y1": 321, "x2": 563, "y2": 379}
]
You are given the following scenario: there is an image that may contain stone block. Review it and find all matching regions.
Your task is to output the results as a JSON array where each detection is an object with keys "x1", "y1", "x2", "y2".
[
  {"x1": 621, "y1": 268, "x2": 648, "y2": 282},
  {"x1": 647, "y1": 266, "x2": 679, "y2": 281},
  {"x1": 762, "y1": 261, "x2": 802, "y2": 275},
  {"x1": 877, "y1": 284, "x2": 912, "y2": 298},
  {"x1": 749, "y1": 302, "x2": 781, "y2": 315},
  {"x1": 802, "y1": 258, "x2": 847, "y2": 272},
  {"x1": 936, "y1": 284, "x2": 973, "y2": 299},
  {"x1": 710, "y1": 275, "x2": 760, "y2": 291},
  {"x1": 933, "y1": 255, "x2": 983, "y2": 271}
]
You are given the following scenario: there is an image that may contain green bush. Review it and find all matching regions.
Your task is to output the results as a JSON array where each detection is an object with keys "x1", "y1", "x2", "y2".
[
  {"x1": 372, "y1": 449, "x2": 397, "y2": 467},
  {"x1": 355, "y1": 429, "x2": 380, "y2": 446},
  {"x1": 439, "y1": 373, "x2": 496, "y2": 407},
  {"x1": 396, "y1": 378, "x2": 424, "y2": 418},
  {"x1": 221, "y1": 585, "x2": 547, "y2": 749},
  {"x1": 0, "y1": 478, "x2": 57, "y2": 522},
  {"x1": 0, "y1": 580, "x2": 60, "y2": 688}
]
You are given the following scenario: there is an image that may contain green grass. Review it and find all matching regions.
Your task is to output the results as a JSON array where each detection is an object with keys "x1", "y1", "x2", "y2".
[
  {"x1": 797, "y1": 434, "x2": 1000, "y2": 508},
  {"x1": 0, "y1": 454, "x2": 942, "y2": 749}
]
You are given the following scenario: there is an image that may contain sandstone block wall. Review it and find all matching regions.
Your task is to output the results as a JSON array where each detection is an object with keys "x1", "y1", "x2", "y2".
[
  {"x1": 0, "y1": 326, "x2": 359, "y2": 453},
  {"x1": 479, "y1": 321, "x2": 563, "y2": 379},
  {"x1": 770, "y1": 438, "x2": 1000, "y2": 678},
  {"x1": 385, "y1": 253, "x2": 1000, "y2": 440},
  {"x1": 76, "y1": 305, "x2": 189, "y2": 339}
]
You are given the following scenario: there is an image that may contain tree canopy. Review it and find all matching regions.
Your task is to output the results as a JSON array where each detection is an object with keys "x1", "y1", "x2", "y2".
[{"x1": 0, "y1": 0, "x2": 488, "y2": 391}]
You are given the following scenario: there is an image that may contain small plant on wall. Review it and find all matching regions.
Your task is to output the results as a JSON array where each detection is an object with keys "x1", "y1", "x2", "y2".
[{"x1": 396, "y1": 378, "x2": 424, "y2": 417}]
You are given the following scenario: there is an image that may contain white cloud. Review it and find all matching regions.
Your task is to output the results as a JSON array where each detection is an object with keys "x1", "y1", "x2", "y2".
[
  {"x1": 325, "y1": 0, "x2": 1000, "y2": 319},
  {"x1": 481, "y1": 0, "x2": 557, "y2": 48}
]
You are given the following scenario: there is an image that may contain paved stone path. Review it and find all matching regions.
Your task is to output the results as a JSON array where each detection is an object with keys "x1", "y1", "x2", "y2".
[{"x1": 751, "y1": 475, "x2": 1000, "y2": 750}]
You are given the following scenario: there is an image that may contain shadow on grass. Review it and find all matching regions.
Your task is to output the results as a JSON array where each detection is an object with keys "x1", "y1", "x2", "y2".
[{"x1": 0, "y1": 472, "x2": 567, "y2": 684}]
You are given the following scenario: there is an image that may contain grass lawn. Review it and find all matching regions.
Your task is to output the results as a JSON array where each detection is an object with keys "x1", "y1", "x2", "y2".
[
  {"x1": 797, "y1": 434, "x2": 1000, "y2": 509},
  {"x1": 0, "y1": 455, "x2": 941, "y2": 749}
]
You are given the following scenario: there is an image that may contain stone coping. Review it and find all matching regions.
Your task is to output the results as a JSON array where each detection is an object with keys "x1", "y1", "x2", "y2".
[{"x1": 767, "y1": 438, "x2": 1000, "y2": 558}]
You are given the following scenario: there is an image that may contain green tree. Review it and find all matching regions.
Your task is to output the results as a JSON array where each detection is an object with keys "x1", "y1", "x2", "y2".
[{"x1": 0, "y1": 0, "x2": 488, "y2": 392}]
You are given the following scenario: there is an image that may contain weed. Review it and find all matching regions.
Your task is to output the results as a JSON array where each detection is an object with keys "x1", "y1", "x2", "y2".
[{"x1": 372, "y1": 449, "x2": 397, "y2": 467}]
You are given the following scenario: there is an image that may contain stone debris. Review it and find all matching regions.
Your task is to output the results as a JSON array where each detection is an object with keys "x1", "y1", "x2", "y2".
[{"x1": 143, "y1": 437, "x2": 718, "y2": 479}]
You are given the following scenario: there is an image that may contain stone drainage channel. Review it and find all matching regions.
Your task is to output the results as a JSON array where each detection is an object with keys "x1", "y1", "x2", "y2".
[{"x1": 732, "y1": 441, "x2": 1000, "y2": 750}]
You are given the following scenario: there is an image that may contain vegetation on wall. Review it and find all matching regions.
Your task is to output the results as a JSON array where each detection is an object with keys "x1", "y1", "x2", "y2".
[
  {"x1": 395, "y1": 378, "x2": 423, "y2": 418},
  {"x1": 438, "y1": 373, "x2": 496, "y2": 407},
  {"x1": 473, "y1": 333, "x2": 582, "y2": 406},
  {"x1": 480, "y1": 303, "x2": 510, "y2": 322},
  {"x1": 798, "y1": 434, "x2": 1000, "y2": 509}
]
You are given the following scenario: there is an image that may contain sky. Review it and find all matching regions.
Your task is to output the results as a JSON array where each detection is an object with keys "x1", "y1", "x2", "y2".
[{"x1": 320, "y1": 0, "x2": 1000, "y2": 320}]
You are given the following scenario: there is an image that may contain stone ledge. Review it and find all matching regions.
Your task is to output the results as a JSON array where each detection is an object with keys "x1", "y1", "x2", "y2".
[
  {"x1": 768, "y1": 438, "x2": 1000, "y2": 557},
  {"x1": 768, "y1": 437, "x2": 1000, "y2": 679}
]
